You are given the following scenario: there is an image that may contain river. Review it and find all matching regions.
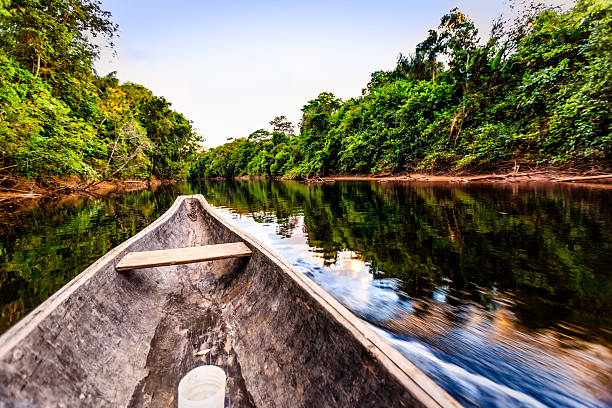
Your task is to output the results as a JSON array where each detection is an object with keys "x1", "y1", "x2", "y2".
[{"x1": 0, "y1": 180, "x2": 610, "y2": 407}]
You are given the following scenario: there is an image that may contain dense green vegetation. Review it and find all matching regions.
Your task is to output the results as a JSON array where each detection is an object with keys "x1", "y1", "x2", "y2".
[
  {"x1": 0, "y1": 0, "x2": 201, "y2": 181},
  {"x1": 191, "y1": 0, "x2": 611, "y2": 179}
]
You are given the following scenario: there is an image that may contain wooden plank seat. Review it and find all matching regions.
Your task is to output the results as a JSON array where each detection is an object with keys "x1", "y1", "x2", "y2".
[{"x1": 115, "y1": 242, "x2": 252, "y2": 271}]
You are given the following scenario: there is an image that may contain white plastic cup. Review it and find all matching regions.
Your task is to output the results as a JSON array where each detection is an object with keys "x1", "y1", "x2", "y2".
[{"x1": 178, "y1": 365, "x2": 226, "y2": 408}]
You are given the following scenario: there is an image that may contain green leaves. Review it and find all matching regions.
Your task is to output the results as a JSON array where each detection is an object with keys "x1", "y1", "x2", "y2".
[
  {"x1": 190, "y1": 2, "x2": 610, "y2": 180},
  {"x1": 0, "y1": 0, "x2": 117, "y2": 80},
  {"x1": 0, "y1": 1, "x2": 201, "y2": 181}
]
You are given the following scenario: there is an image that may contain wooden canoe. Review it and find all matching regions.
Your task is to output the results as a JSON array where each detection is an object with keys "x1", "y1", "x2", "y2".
[{"x1": 0, "y1": 195, "x2": 461, "y2": 407}]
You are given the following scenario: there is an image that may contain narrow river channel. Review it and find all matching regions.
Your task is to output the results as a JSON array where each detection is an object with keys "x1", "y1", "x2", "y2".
[{"x1": 1, "y1": 180, "x2": 610, "y2": 407}]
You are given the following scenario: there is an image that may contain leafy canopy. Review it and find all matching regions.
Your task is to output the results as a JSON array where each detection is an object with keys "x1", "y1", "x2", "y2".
[{"x1": 191, "y1": 0, "x2": 611, "y2": 180}]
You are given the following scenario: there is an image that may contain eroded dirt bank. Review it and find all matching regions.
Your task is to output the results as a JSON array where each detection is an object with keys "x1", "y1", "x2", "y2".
[
  {"x1": 325, "y1": 171, "x2": 612, "y2": 185},
  {"x1": 0, "y1": 177, "x2": 181, "y2": 202},
  {"x1": 3, "y1": 166, "x2": 612, "y2": 204}
]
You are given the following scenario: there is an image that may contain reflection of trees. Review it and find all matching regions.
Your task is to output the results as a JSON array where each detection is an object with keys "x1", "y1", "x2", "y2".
[
  {"x1": 197, "y1": 180, "x2": 612, "y2": 337},
  {"x1": 0, "y1": 183, "x2": 195, "y2": 333},
  {"x1": 3, "y1": 179, "x2": 609, "y2": 338},
  {"x1": 277, "y1": 215, "x2": 301, "y2": 238}
]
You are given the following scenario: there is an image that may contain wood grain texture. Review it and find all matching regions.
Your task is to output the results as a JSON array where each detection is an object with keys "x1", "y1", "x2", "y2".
[
  {"x1": 115, "y1": 242, "x2": 252, "y2": 271},
  {"x1": 0, "y1": 196, "x2": 462, "y2": 408}
]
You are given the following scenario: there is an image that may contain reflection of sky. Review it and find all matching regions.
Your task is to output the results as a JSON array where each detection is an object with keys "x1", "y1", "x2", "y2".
[
  {"x1": 433, "y1": 285, "x2": 448, "y2": 303},
  {"x1": 213, "y1": 206, "x2": 611, "y2": 408},
  {"x1": 217, "y1": 207, "x2": 411, "y2": 321}
]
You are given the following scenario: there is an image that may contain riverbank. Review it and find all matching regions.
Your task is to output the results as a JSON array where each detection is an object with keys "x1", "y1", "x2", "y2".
[
  {"x1": 324, "y1": 170, "x2": 612, "y2": 185},
  {"x1": 279, "y1": 166, "x2": 612, "y2": 189},
  {"x1": 3, "y1": 167, "x2": 612, "y2": 204},
  {"x1": 0, "y1": 177, "x2": 183, "y2": 202},
  {"x1": 196, "y1": 171, "x2": 612, "y2": 192},
  {"x1": 0, "y1": 177, "x2": 187, "y2": 222}
]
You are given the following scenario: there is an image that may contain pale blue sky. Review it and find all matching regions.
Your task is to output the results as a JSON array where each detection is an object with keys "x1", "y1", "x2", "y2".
[{"x1": 95, "y1": 0, "x2": 570, "y2": 147}]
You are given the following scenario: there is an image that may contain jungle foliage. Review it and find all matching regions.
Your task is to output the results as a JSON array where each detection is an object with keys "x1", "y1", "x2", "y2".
[
  {"x1": 191, "y1": 0, "x2": 611, "y2": 179},
  {"x1": 0, "y1": 0, "x2": 201, "y2": 180}
]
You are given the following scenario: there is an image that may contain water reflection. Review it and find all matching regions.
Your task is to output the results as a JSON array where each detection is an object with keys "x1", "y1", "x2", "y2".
[
  {"x1": 0, "y1": 180, "x2": 610, "y2": 407},
  {"x1": 0, "y1": 183, "x2": 195, "y2": 333},
  {"x1": 199, "y1": 180, "x2": 612, "y2": 407}
]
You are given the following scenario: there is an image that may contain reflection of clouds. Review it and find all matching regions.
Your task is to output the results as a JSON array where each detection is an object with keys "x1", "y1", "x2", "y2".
[
  {"x1": 433, "y1": 285, "x2": 448, "y2": 303},
  {"x1": 214, "y1": 207, "x2": 405, "y2": 321},
  {"x1": 212, "y1": 205, "x2": 612, "y2": 408},
  {"x1": 325, "y1": 251, "x2": 372, "y2": 309},
  {"x1": 220, "y1": 209, "x2": 327, "y2": 269},
  {"x1": 328, "y1": 251, "x2": 369, "y2": 279}
]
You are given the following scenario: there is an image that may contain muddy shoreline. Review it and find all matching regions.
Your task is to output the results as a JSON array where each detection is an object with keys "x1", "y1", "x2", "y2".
[
  {"x1": 0, "y1": 178, "x2": 184, "y2": 202},
  {"x1": 221, "y1": 169, "x2": 612, "y2": 190},
  {"x1": 324, "y1": 171, "x2": 612, "y2": 185},
  {"x1": 2, "y1": 168, "x2": 612, "y2": 204}
]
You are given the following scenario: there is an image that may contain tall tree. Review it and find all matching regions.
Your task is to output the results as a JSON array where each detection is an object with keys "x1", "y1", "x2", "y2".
[
  {"x1": 0, "y1": 0, "x2": 117, "y2": 79},
  {"x1": 269, "y1": 116, "x2": 294, "y2": 136}
]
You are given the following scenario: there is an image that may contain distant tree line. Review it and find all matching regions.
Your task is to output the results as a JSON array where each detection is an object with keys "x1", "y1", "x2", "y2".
[
  {"x1": 190, "y1": 0, "x2": 611, "y2": 179},
  {"x1": 0, "y1": 0, "x2": 202, "y2": 181}
]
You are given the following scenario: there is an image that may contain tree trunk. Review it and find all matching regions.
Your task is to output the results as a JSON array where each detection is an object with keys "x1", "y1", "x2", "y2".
[
  {"x1": 82, "y1": 147, "x2": 143, "y2": 191},
  {"x1": 105, "y1": 127, "x2": 121, "y2": 175},
  {"x1": 34, "y1": 55, "x2": 41, "y2": 77}
]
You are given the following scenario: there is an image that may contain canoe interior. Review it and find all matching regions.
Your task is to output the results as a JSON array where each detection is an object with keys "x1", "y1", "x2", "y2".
[{"x1": 0, "y1": 195, "x2": 458, "y2": 407}]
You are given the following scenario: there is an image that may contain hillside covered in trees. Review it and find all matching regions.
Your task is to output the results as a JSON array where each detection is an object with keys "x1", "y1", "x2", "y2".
[
  {"x1": 190, "y1": 0, "x2": 611, "y2": 179},
  {"x1": 0, "y1": 0, "x2": 201, "y2": 186}
]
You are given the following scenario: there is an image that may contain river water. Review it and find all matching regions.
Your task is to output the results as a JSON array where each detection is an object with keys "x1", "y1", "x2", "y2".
[{"x1": 0, "y1": 180, "x2": 610, "y2": 407}]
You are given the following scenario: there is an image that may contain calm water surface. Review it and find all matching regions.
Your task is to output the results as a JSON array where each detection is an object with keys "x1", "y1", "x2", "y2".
[{"x1": 1, "y1": 180, "x2": 611, "y2": 407}]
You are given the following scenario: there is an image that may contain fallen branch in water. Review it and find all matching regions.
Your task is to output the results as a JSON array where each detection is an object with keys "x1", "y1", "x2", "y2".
[
  {"x1": 0, "y1": 186, "x2": 38, "y2": 194},
  {"x1": 555, "y1": 174, "x2": 612, "y2": 182},
  {"x1": 464, "y1": 174, "x2": 509, "y2": 181},
  {"x1": 455, "y1": 171, "x2": 550, "y2": 182},
  {"x1": 305, "y1": 177, "x2": 335, "y2": 183}
]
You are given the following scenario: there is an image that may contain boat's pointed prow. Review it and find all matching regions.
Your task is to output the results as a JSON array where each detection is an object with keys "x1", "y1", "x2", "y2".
[{"x1": 0, "y1": 194, "x2": 461, "y2": 408}]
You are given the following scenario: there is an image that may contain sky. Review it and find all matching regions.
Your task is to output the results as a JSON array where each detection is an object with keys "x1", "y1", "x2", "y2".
[{"x1": 94, "y1": 0, "x2": 570, "y2": 147}]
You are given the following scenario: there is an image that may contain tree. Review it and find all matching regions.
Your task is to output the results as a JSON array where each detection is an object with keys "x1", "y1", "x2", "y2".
[
  {"x1": 190, "y1": 1, "x2": 611, "y2": 179},
  {"x1": 269, "y1": 116, "x2": 294, "y2": 136},
  {"x1": 0, "y1": 0, "x2": 202, "y2": 183},
  {"x1": 0, "y1": 0, "x2": 117, "y2": 79}
]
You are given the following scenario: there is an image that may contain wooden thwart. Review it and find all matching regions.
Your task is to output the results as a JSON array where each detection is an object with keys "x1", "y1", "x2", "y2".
[{"x1": 115, "y1": 242, "x2": 251, "y2": 271}]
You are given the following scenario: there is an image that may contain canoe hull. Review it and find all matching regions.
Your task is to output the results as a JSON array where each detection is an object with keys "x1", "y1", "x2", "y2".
[{"x1": 0, "y1": 195, "x2": 459, "y2": 407}]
